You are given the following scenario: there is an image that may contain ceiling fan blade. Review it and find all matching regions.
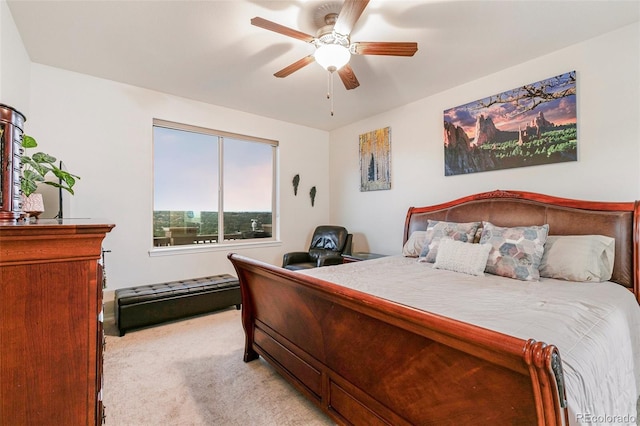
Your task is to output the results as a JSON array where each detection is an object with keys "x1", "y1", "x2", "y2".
[
  {"x1": 251, "y1": 17, "x2": 315, "y2": 43},
  {"x1": 352, "y1": 41, "x2": 418, "y2": 56},
  {"x1": 334, "y1": 0, "x2": 370, "y2": 36},
  {"x1": 337, "y1": 64, "x2": 360, "y2": 90},
  {"x1": 274, "y1": 55, "x2": 316, "y2": 78}
]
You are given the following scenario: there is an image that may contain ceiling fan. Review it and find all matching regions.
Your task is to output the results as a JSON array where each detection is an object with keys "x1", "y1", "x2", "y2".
[{"x1": 251, "y1": 0, "x2": 418, "y2": 94}]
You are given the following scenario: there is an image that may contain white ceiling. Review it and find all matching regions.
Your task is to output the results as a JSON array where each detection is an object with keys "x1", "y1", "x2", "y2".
[{"x1": 7, "y1": 0, "x2": 640, "y2": 131}]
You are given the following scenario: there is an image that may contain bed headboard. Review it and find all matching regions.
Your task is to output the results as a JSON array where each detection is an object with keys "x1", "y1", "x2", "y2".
[{"x1": 404, "y1": 190, "x2": 640, "y2": 300}]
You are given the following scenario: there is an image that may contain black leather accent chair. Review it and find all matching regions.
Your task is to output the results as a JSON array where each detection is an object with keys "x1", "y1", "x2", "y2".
[{"x1": 282, "y1": 225, "x2": 352, "y2": 271}]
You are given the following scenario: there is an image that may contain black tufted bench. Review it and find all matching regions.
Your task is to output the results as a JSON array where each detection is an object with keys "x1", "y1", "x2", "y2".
[{"x1": 115, "y1": 274, "x2": 241, "y2": 336}]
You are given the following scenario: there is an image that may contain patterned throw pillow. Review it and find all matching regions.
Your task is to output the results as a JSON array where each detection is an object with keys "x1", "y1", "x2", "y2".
[
  {"x1": 479, "y1": 222, "x2": 549, "y2": 281},
  {"x1": 419, "y1": 220, "x2": 481, "y2": 263}
]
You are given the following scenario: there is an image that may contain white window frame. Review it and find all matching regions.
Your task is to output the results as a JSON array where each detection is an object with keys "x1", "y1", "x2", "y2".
[{"x1": 149, "y1": 119, "x2": 279, "y2": 256}]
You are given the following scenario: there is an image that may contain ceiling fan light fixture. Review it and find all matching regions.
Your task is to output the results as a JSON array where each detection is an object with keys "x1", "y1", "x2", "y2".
[{"x1": 314, "y1": 43, "x2": 350, "y2": 71}]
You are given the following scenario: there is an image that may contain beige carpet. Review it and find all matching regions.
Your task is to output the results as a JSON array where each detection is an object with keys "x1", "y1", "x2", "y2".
[{"x1": 103, "y1": 309, "x2": 335, "y2": 425}]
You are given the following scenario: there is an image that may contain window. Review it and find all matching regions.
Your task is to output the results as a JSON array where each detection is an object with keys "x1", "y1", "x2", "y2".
[{"x1": 152, "y1": 119, "x2": 277, "y2": 249}]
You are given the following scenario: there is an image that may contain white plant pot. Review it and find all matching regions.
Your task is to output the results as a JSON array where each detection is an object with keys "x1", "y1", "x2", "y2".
[{"x1": 21, "y1": 193, "x2": 45, "y2": 218}]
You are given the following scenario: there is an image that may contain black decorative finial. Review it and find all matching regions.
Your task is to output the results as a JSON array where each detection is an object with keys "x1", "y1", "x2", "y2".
[
  {"x1": 310, "y1": 186, "x2": 316, "y2": 207},
  {"x1": 292, "y1": 174, "x2": 300, "y2": 196}
]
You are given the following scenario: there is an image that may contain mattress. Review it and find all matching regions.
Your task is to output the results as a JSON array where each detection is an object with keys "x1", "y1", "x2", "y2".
[{"x1": 300, "y1": 255, "x2": 640, "y2": 426}]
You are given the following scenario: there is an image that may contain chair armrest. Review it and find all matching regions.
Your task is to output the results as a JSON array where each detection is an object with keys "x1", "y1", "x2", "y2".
[
  {"x1": 317, "y1": 254, "x2": 344, "y2": 267},
  {"x1": 343, "y1": 234, "x2": 353, "y2": 256},
  {"x1": 282, "y1": 252, "x2": 311, "y2": 267}
]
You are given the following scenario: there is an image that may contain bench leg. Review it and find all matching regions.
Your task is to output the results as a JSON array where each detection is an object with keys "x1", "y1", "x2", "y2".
[{"x1": 235, "y1": 304, "x2": 241, "y2": 310}]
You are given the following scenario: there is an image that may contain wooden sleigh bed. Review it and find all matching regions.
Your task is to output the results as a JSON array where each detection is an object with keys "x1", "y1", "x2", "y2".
[{"x1": 227, "y1": 190, "x2": 640, "y2": 425}]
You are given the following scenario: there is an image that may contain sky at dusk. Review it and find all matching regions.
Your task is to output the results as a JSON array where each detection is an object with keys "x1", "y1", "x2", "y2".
[
  {"x1": 444, "y1": 71, "x2": 577, "y2": 139},
  {"x1": 153, "y1": 127, "x2": 273, "y2": 212}
]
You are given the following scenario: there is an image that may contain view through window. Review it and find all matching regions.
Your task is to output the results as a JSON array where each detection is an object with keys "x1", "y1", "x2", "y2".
[{"x1": 153, "y1": 119, "x2": 276, "y2": 248}]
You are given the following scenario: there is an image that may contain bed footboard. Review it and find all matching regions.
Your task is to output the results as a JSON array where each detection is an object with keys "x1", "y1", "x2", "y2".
[{"x1": 228, "y1": 253, "x2": 568, "y2": 425}]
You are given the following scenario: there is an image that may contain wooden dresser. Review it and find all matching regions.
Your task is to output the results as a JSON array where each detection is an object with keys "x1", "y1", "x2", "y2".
[{"x1": 0, "y1": 219, "x2": 114, "y2": 425}]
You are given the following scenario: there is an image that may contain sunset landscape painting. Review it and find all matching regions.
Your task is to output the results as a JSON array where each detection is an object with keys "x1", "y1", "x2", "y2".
[{"x1": 443, "y1": 71, "x2": 577, "y2": 176}]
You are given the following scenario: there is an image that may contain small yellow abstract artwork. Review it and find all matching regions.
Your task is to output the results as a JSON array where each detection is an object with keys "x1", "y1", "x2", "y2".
[{"x1": 359, "y1": 127, "x2": 391, "y2": 192}]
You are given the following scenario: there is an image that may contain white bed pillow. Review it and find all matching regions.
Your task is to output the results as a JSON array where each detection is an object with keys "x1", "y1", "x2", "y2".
[
  {"x1": 539, "y1": 235, "x2": 615, "y2": 282},
  {"x1": 402, "y1": 231, "x2": 428, "y2": 257},
  {"x1": 433, "y1": 238, "x2": 492, "y2": 276}
]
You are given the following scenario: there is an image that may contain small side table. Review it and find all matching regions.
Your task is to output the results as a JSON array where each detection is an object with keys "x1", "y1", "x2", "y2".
[{"x1": 342, "y1": 252, "x2": 387, "y2": 263}]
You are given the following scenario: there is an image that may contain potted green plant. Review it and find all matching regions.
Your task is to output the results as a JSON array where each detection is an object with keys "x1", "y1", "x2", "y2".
[{"x1": 20, "y1": 134, "x2": 79, "y2": 215}]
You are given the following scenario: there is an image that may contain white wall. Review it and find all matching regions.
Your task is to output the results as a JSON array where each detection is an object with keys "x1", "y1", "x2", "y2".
[
  {"x1": 329, "y1": 23, "x2": 640, "y2": 256},
  {"x1": 0, "y1": 0, "x2": 30, "y2": 112},
  {"x1": 26, "y1": 64, "x2": 331, "y2": 294}
]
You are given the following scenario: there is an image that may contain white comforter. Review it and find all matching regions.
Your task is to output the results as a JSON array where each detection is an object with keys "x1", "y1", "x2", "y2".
[{"x1": 300, "y1": 255, "x2": 640, "y2": 426}]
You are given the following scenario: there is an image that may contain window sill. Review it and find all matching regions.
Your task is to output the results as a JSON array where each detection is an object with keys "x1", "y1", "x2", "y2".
[{"x1": 148, "y1": 239, "x2": 281, "y2": 257}]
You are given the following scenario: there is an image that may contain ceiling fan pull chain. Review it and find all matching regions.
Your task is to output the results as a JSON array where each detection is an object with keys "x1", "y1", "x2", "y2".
[{"x1": 328, "y1": 70, "x2": 335, "y2": 116}]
